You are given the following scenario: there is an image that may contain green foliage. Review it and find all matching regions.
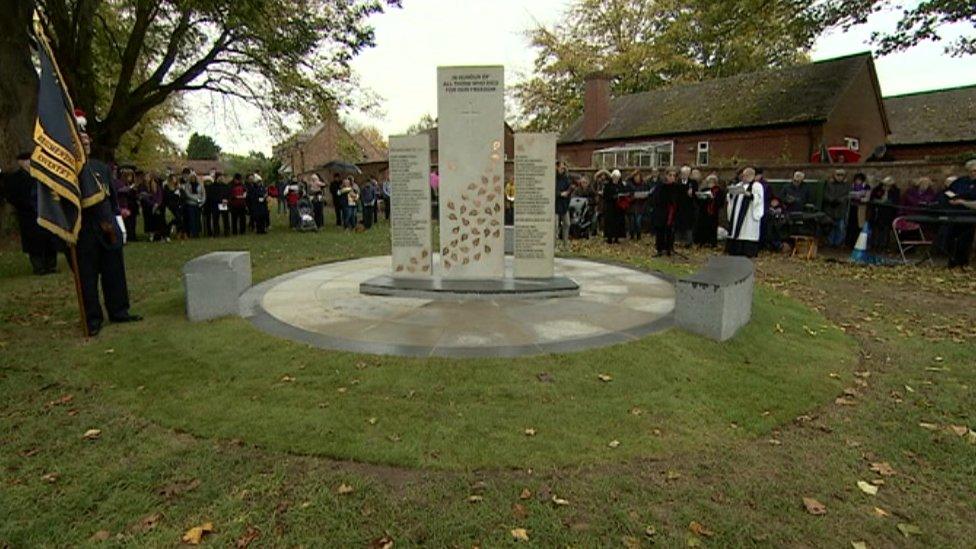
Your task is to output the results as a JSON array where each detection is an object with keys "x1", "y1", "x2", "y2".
[
  {"x1": 185, "y1": 132, "x2": 221, "y2": 160},
  {"x1": 513, "y1": 0, "x2": 819, "y2": 132},
  {"x1": 816, "y1": 0, "x2": 976, "y2": 56},
  {"x1": 38, "y1": 0, "x2": 401, "y2": 158},
  {"x1": 405, "y1": 113, "x2": 437, "y2": 135},
  {"x1": 224, "y1": 151, "x2": 280, "y2": 182}
]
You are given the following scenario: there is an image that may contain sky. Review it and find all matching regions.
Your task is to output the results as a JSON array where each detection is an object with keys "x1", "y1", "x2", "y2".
[{"x1": 170, "y1": 0, "x2": 976, "y2": 156}]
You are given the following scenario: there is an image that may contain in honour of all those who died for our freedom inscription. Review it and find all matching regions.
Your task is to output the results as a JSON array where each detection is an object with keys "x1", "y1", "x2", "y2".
[
  {"x1": 389, "y1": 134, "x2": 432, "y2": 278},
  {"x1": 514, "y1": 133, "x2": 557, "y2": 278},
  {"x1": 436, "y1": 66, "x2": 505, "y2": 279}
]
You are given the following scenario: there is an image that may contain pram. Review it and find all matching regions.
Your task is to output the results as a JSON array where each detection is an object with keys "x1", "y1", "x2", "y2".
[
  {"x1": 568, "y1": 196, "x2": 596, "y2": 238},
  {"x1": 296, "y1": 197, "x2": 318, "y2": 231}
]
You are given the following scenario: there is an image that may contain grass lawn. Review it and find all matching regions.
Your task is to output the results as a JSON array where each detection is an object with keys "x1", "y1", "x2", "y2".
[{"x1": 1, "y1": 214, "x2": 974, "y2": 547}]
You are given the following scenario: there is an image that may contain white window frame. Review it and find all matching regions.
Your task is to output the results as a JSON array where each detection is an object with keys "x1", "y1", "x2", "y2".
[
  {"x1": 592, "y1": 141, "x2": 674, "y2": 169},
  {"x1": 697, "y1": 141, "x2": 710, "y2": 166}
]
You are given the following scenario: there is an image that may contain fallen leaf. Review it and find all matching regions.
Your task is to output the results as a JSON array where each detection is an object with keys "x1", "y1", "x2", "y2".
[
  {"x1": 129, "y1": 512, "x2": 162, "y2": 534},
  {"x1": 336, "y1": 483, "x2": 354, "y2": 495},
  {"x1": 870, "y1": 462, "x2": 896, "y2": 476},
  {"x1": 644, "y1": 525, "x2": 657, "y2": 538},
  {"x1": 851, "y1": 542, "x2": 868, "y2": 549},
  {"x1": 872, "y1": 507, "x2": 890, "y2": 517},
  {"x1": 523, "y1": 428, "x2": 536, "y2": 437},
  {"x1": 608, "y1": 440, "x2": 620, "y2": 448},
  {"x1": 519, "y1": 488, "x2": 532, "y2": 500},
  {"x1": 857, "y1": 481, "x2": 879, "y2": 495},
  {"x1": 512, "y1": 502, "x2": 527, "y2": 519},
  {"x1": 536, "y1": 372, "x2": 554, "y2": 383},
  {"x1": 41, "y1": 472, "x2": 60, "y2": 483},
  {"x1": 235, "y1": 525, "x2": 260, "y2": 548},
  {"x1": 918, "y1": 422, "x2": 939, "y2": 430},
  {"x1": 597, "y1": 374, "x2": 613, "y2": 382},
  {"x1": 511, "y1": 528, "x2": 529, "y2": 541},
  {"x1": 689, "y1": 521, "x2": 714, "y2": 537},
  {"x1": 158, "y1": 478, "x2": 201, "y2": 499},
  {"x1": 621, "y1": 535, "x2": 641, "y2": 548},
  {"x1": 552, "y1": 496, "x2": 570, "y2": 506},
  {"x1": 467, "y1": 495, "x2": 483, "y2": 503},
  {"x1": 666, "y1": 470, "x2": 682, "y2": 481},
  {"x1": 835, "y1": 396, "x2": 857, "y2": 406},
  {"x1": 89, "y1": 530, "x2": 111, "y2": 542},
  {"x1": 367, "y1": 417, "x2": 378, "y2": 425},
  {"x1": 904, "y1": 385, "x2": 915, "y2": 393},
  {"x1": 279, "y1": 375, "x2": 295, "y2": 382},
  {"x1": 181, "y1": 522, "x2": 214, "y2": 545},
  {"x1": 949, "y1": 425, "x2": 969, "y2": 436},
  {"x1": 897, "y1": 523, "x2": 922, "y2": 537},
  {"x1": 802, "y1": 497, "x2": 827, "y2": 515},
  {"x1": 46, "y1": 394, "x2": 74, "y2": 408},
  {"x1": 369, "y1": 535, "x2": 394, "y2": 549}
]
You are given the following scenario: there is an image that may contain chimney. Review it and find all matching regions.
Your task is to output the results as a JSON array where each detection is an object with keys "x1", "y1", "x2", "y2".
[{"x1": 583, "y1": 72, "x2": 611, "y2": 140}]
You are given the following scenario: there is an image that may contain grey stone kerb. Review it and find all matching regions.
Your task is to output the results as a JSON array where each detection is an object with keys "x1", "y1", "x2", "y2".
[
  {"x1": 674, "y1": 256, "x2": 754, "y2": 341},
  {"x1": 182, "y1": 251, "x2": 252, "y2": 322}
]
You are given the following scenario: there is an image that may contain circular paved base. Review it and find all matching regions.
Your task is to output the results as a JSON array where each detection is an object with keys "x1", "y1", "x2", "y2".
[
  {"x1": 240, "y1": 256, "x2": 675, "y2": 358},
  {"x1": 359, "y1": 274, "x2": 581, "y2": 300}
]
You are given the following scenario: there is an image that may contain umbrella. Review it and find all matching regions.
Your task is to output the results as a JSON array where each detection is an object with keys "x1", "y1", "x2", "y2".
[{"x1": 320, "y1": 160, "x2": 362, "y2": 174}]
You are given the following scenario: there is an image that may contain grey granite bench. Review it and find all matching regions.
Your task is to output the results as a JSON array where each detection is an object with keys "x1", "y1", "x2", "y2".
[
  {"x1": 675, "y1": 256, "x2": 754, "y2": 341},
  {"x1": 182, "y1": 251, "x2": 252, "y2": 322}
]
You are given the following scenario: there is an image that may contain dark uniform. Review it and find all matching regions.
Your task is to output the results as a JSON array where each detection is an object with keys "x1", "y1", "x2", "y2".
[
  {"x1": 946, "y1": 176, "x2": 976, "y2": 268},
  {"x1": 2, "y1": 164, "x2": 59, "y2": 274},
  {"x1": 75, "y1": 158, "x2": 139, "y2": 335}
]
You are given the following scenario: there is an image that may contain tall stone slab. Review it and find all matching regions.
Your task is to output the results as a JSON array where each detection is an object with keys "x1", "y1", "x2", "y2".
[
  {"x1": 514, "y1": 133, "x2": 557, "y2": 278},
  {"x1": 389, "y1": 134, "x2": 433, "y2": 278},
  {"x1": 437, "y1": 66, "x2": 505, "y2": 279}
]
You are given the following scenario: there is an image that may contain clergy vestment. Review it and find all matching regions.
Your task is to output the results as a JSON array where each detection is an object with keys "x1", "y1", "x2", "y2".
[{"x1": 726, "y1": 180, "x2": 764, "y2": 257}]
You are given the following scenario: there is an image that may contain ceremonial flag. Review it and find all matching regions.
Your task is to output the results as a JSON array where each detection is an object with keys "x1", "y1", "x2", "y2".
[{"x1": 29, "y1": 16, "x2": 104, "y2": 243}]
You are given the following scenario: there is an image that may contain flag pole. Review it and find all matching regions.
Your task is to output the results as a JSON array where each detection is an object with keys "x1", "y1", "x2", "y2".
[{"x1": 68, "y1": 245, "x2": 90, "y2": 338}]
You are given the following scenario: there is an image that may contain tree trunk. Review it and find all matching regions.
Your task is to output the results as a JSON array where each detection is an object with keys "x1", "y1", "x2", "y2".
[
  {"x1": 0, "y1": 0, "x2": 36, "y2": 234},
  {"x1": 0, "y1": 0, "x2": 37, "y2": 171}
]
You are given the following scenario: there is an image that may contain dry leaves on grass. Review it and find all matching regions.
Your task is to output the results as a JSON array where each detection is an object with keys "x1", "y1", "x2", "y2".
[
  {"x1": 802, "y1": 497, "x2": 827, "y2": 515},
  {"x1": 45, "y1": 394, "x2": 73, "y2": 408},
  {"x1": 89, "y1": 530, "x2": 111, "y2": 542},
  {"x1": 597, "y1": 374, "x2": 613, "y2": 382},
  {"x1": 870, "y1": 462, "x2": 896, "y2": 476},
  {"x1": 608, "y1": 440, "x2": 620, "y2": 448},
  {"x1": 128, "y1": 513, "x2": 162, "y2": 534},
  {"x1": 872, "y1": 507, "x2": 890, "y2": 517},
  {"x1": 279, "y1": 375, "x2": 295, "y2": 383},
  {"x1": 369, "y1": 535, "x2": 394, "y2": 549},
  {"x1": 688, "y1": 521, "x2": 714, "y2": 537},
  {"x1": 158, "y1": 478, "x2": 201, "y2": 499},
  {"x1": 467, "y1": 495, "x2": 483, "y2": 503},
  {"x1": 235, "y1": 525, "x2": 261, "y2": 548},
  {"x1": 850, "y1": 542, "x2": 868, "y2": 549},
  {"x1": 551, "y1": 496, "x2": 570, "y2": 506},
  {"x1": 897, "y1": 523, "x2": 922, "y2": 537},
  {"x1": 948, "y1": 425, "x2": 970, "y2": 437},
  {"x1": 523, "y1": 428, "x2": 536, "y2": 437},
  {"x1": 82, "y1": 428, "x2": 102, "y2": 440},
  {"x1": 511, "y1": 528, "x2": 529, "y2": 541},
  {"x1": 41, "y1": 472, "x2": 60, "y2": 483},
  {"x1": 519, "y1": 488, "x2": 532, "y2": 500},
  {"x1": 181, "y1": 522, "x2": 214, "y2": 545},
  {"x1": 857, "y1": 481, "x2": 879, "y2": 495},
  {"x1": 336, "y1": 483, "x2": 355, "y2": 495}
]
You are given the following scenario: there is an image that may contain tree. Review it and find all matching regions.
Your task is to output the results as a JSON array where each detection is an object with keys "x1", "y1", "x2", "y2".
[
  {"x1": 115, "y1": 97, "x2": 185, "y2": 172},
  {"x1": 405, "y1": 113, "x2": 437, "y2": 135},
  {"x1": 513, "y1": 0, "x2": 821, "y2": 132},
  {"x1": 34, "y1": 0, "x2": 400, "y2": 160},
  {"x1": 0, "y1": 1, "x2": 36, "y2": 171},
  {"x1": 353, "y1": 125, "x2": 388, "y2": 155},
  {"x1": 225, "y1": 151, "x2": 280, "y2": 183},
  {"x1": 816, "y1": 0, "x2": 976, "y2": 56},
  {"x1": 185, "y1": 132, "x2": 221, "y2": 160}
]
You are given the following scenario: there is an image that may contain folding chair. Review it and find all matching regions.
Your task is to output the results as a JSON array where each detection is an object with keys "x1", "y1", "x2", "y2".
[{"x1": 892, "y1": 217, "x2": 933, "y2": 265}]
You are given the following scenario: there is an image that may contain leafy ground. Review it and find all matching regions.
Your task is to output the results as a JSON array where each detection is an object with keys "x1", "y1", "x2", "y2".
[{"x1": 1, "y1": 216, "x2": 974, "y2": 547}]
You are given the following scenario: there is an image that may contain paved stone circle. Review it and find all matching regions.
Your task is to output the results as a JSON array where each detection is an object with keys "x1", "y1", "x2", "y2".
[{"x1": 240, "y1": 256, "x2": 675, "y2": 358}]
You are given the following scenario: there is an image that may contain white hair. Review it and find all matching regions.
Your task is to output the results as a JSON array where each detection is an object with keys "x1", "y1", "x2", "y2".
[{"x1": 793, "y1": 171, "x2": 805, "y2": 180}]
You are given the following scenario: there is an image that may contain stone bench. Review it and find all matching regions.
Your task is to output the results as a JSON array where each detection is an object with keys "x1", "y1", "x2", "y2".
[
  {"x1": 674, "y1": 256, "x2": 754, "y2": 341},
  {"x1": 182, "y1": 251, "x2": 252, "y2": 322}
]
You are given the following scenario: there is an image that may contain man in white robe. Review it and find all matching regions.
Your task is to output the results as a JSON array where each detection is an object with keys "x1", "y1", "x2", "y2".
[{"x1": 726, "y1": 167, "x2": 764, "y2": 258}]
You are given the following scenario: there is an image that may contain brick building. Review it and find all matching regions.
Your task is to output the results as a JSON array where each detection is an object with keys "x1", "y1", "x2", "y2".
[
  {"x1": 273, "y1": 115, "x2": 385, "y2": 178},
  {"x1": 557, "y1": 53, "x2": 890, "y2": 170},
  {"x1": 883, "y1": 85, "x2": 976, "y2": 161}
]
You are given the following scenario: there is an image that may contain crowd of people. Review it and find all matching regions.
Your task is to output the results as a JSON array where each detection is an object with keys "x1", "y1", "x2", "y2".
[{"x1": 552, "y1": 160, "x2": 976, "y2": 267}]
